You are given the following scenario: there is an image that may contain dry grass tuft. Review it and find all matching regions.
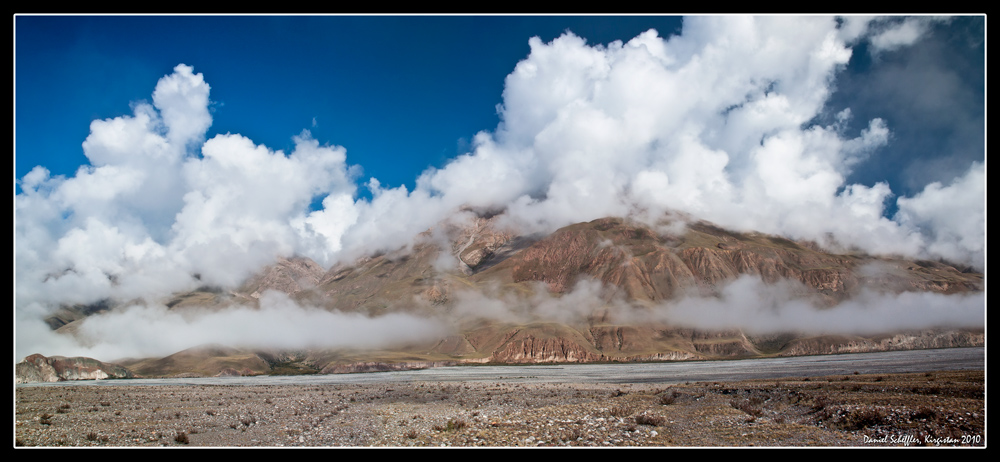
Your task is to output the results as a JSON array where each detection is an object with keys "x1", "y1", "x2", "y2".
[{"x1": 634, "y1": 413, "x2": 665, "y2": 426}]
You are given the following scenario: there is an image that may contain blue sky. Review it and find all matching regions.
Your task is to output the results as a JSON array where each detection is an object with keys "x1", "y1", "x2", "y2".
[
  {"x1": 17, "y1": 16, "x2": 983, "y2": 199},
  {"x1": 17, "y1": 15, "x2": 690, "y2": 194},
  {"x1": 14, "y1": 15, "x2": 986, "y2": 359}
]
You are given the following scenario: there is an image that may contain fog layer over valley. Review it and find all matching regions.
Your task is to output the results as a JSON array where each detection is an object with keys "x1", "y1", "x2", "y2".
[{"x1": 15, "y1": 17, "x2": 984, "y2": 365}]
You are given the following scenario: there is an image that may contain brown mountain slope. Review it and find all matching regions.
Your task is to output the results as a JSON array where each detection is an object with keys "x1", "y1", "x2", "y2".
[
  {"x1": 120, "y1": 345, "x2": 272, "y2": 378},
  {"x1": 235, "y1": 256, "x2": 326, "y2": 303},
  {"x1": 39, "y1": 214, "x2": 984, "y2": 377},
  {"x1": 474, "y1": 217, "x2": 981, "y2": 304}
]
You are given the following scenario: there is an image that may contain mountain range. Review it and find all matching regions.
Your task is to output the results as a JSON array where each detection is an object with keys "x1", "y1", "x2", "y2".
[{"x1": 27, "y1": 212, "x2": 984, "y2": 380}]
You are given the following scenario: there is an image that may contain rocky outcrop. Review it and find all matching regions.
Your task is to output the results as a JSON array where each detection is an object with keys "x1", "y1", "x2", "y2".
[
  {"x1": 236, "y1": 256, "x2": 326, "y2": 301},
  {"x1": 43, "y1": 299, "x2": 113, "y2": 330},
  {"x1": 321, "y1": 361, "x2": 456, "y2": 374},
  {"x1": 452, "y1": 214, "x2": 515, "y2": 272},
  {"x1": 779, "y1": 330, "x2": 986, "y2": 357},
  {"x1": 490, "y1": 334, "x2": 607, "y2": 363},
  {"x1": 16, "y1": 354, "x2": 133, "y2": 383}
]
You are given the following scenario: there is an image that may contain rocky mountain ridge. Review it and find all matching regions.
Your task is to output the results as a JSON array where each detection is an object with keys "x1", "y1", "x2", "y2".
[{"x1": 32, "y1": 213, "x2": 984, "y2": 380}]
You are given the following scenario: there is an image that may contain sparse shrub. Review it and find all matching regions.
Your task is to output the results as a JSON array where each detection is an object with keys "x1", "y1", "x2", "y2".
[
  {"x1": 405, "y1": 429, "x2": 418, "y2": 439},
  {"x1": 433, "y1": 418, "x2": 467, "y2": 432},
  {"x1": 634, "y1": 413, "x2": 665, "y2": 426},
  {"x1": 730, "y1": 398, "x2": 763, "y2": 418},
  {"x1": 56, "y1": 403, "x2": 71, "y2": 414},
  {"x1": 837, "y1": 407, "x2": 888, "y2": 430},
  {"x1": 39, "y1": 413, "x2": 53, "y2": 425},
  {"x1": 913, "y1": 407, "x2": 939, "y2": 421},
  {"x1": 562, "y1": 428, "x2": 583, "y2": 442},
  {"x1": 175, "y1": 431, "x2": 190, "y2": 444},
  {"x1": 86, "y1": 432, "x2": 99, "y2": 441},
  {"x1": 811, "y1": 396, "x2": 829, "y2": 412},
  {"x1": 658, "y1": 390, "x2": 679, "y2": 405},
  {"x1": 609, "y1": 404, "x2": 634, "y2": 418}
]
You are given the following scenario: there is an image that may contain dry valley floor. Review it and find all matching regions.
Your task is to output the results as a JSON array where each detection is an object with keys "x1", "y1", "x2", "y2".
[{"x1": 15, "y1": 370, "x2": 984, "y2": 447}]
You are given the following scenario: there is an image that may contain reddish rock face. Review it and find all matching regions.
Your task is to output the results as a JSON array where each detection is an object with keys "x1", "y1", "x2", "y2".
[
  {"x1": 228, "y1": 215, "x2": 981, "y2": 322},
  {"x1": 490, "y1": 335, "x2": 607, "y2": 363},
  {"x1": 480, "y1": 217, "x2": 982, "y2": 304}
]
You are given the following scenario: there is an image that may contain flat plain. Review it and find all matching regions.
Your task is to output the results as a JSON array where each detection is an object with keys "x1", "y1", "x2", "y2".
[{"x1": 15, "y1": 370, "x2": 984, "y2": 447}]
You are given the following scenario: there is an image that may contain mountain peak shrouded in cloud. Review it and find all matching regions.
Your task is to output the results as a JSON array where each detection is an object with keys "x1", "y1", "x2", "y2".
[{"x1": 15, "y1": 16, "x2": 984, "y2": 360}]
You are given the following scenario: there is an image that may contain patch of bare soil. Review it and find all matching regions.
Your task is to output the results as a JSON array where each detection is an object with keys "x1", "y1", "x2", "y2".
[{"x1": 15, "y1": 371, "x2": 983, "y2": 447}]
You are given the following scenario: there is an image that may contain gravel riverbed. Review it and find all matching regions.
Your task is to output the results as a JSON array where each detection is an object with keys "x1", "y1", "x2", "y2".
[{"x1": 15, "y1": 370, "x2": 984, "y2": 447}]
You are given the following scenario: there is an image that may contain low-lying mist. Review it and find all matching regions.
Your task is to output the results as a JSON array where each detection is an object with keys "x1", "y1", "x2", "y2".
[
  {"x1": 444, "y1": 275, "x2": 984, "y2": 336},
  {"x1": 16, "y1": 272, "x2": 983, "y2": 363},
  {"x1": 16, "y1": 291, "x2": 449, "y2": 362}
]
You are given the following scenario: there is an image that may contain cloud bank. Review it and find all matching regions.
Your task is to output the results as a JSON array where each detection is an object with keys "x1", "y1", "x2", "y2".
[
  {"x1": 656, "y1": 275, "x2": 985, "y2": 335},
  {"x1": 440, "y1": 276, "x2": 984, "y2": 336},
  {"x1": 16, "y1": 17, "x2": 984, "y2": 358},
  {"x1": 16, "y1": 292, "x2": 448, "y2": 361}
]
